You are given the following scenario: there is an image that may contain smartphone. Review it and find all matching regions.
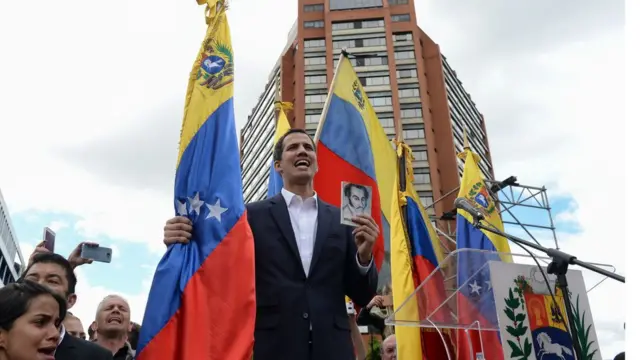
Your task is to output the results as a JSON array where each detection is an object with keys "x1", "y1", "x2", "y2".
[
  {"x1": 80, "y1": 244, "x2": 112, "y2": 263},
  {"x1": 43, "y1": 227, "x2": 56, "y2": 252}
]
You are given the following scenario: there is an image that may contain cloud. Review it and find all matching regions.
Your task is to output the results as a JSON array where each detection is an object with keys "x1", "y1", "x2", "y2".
[{"x1": 47, "y1": 220, "x2": 70, "y2": 233}]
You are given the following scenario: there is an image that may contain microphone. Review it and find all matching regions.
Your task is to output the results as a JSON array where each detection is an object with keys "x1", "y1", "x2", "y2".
[{"x1": 454, "y1": 197, "x2": 485, "y2": 223}]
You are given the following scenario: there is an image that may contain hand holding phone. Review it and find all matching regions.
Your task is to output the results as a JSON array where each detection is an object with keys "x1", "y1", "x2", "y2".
[{"x1": 79, "y1": 244, "x2": 112, "y2": 263}]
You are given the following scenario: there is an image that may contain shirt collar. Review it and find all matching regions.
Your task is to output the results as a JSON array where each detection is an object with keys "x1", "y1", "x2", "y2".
[
  {"x1": 58, "y1": 324, "x2": 66, "y2": 346},
  {"x1": 281, "y1": 188, "x2": 317, "y2": 207}
]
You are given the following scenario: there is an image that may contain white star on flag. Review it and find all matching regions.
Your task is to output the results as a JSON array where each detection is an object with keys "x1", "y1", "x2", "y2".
[
  {"x1": 485, "y1": 280, "x2": 492, "y2": 290},
  {"x1": 206, "y1": 199, "x2": 228, "y2": 221},
  {"x1": 176, "y1": 200, "x2": 188, "y2": 216},
  {"x1": 188, "y1": 192, "x2": 204, "y2": 216},
  {"x1": 469, "y1": 280, "x2": 482, "y2": 295}
]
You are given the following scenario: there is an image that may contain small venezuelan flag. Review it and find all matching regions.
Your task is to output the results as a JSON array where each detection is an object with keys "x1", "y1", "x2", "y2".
[{"x1": 136, "y1": 1, "x2": 256, "y2": 359}]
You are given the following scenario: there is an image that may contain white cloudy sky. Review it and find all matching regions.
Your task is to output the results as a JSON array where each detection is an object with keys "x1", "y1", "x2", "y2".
[{"x1": 0, "y1": 0, "x2": 627, "y2": 358}]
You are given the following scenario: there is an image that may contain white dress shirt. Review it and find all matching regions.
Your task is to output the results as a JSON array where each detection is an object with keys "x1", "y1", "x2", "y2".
[{"x1": 280, "y1": 189, "x2": 372, "y2": 276}]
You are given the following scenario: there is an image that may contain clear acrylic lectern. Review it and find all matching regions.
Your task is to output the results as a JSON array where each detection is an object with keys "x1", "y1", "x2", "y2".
[{"x1": 385, "y1": 248, "x2": 614, "y2": 360}]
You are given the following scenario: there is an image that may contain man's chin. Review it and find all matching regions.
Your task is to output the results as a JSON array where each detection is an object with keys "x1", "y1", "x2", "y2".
[{"x1": 288, "y1": 172, "x2": 314, "y2": 183}]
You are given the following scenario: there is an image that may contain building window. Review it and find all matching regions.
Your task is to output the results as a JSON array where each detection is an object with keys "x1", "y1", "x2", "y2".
[
  {"x1": 305, "y1": 75, "x2": 327, "y2": 84},
  {"x1": 303, "y1": 4, "x2": 324, "y2": 12},
  {"x1": 413, "y1": 150, "x2": 428, "y2": 161},
  {"x1": 360, "y1": 76, "x2": 390, "y2": 86},
  {"x1": 304, "y1": 57, "x2": 326, "y2": 65},
  {"x1": 401, "y1": 108, "x2": 422, "y2": 118},
  {"x1": 304, "y1": 20, "x2": 325, "y2": 28},
  {"x1": 305, "y1": 94, "x2": 327, "y2": 103},
  {"x1": 304, "y1": 39, "x2": 326, "y2": 47},
  {"x1": 333, "y1": 40, "x2": 356, "y2": 49},
  {"x1": 306, "y1": 114, "x2": 322, "y2": 123},
  {"x1": 332, "y1": 19, "x2": 384, "y2": 30},
  {"x1": 391, "y1": 14, "x2": 410, "y2": 22},
  {"x1": 402, "y1": 129, "x2": 425, "y2": 139},
  {"x1": 362, "y1": 37, "x2": 386, "y2": 47},
  {"x1": 378, "y1": 117, "x2": 394, "y2": 127},
  {"x1": 398, "y1": 88, "x2": 419, "y2": 98},
  {"x1": 362, "y1": 19, "x2": 385, "y2": 28},
  {"x1": 369, "y1": 96, "x2": 393, "y2": 107},
  {"x1": 389, "y1": 0, "x2": 409, "y2": 4},
  {"x1": 414, "y1": 173, "x2": 431, "y2": 184},
  {"x1": 394, "y1": 51, "x2": 415, "y2": 60},
  {"x1": 393, "y1": 32, "x2": 413, "y2": 42}
]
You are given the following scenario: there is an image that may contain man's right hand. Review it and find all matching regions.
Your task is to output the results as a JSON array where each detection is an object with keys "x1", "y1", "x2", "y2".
[{"x1": 163, "y1": 216, "x2": 193, "y2": 246}]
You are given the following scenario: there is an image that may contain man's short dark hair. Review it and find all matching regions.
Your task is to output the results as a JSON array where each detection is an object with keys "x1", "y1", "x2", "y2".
[
  {"x1": 614, "y1": 352, "x2": 625, "y2": 360},
  {"x1": 22, "y1": 252, "x2": 77, "y2": 295},
  {"x1": 273, "y1": 128, "x2": 315, "y2": 162},
  {"x1": 344, "y1": 183, "x2": 369, "y2": 200}
]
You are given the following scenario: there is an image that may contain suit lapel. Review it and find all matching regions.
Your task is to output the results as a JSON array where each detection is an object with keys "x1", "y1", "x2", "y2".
[
  {"x1": 269, "y1": 194, "x2": 305, "y2": 273},
  {"x1": 309, "y1": 199, "x2": 332, "y2": 276},
  {"x1": 55, "y1": 333, "x2": 75, "y2": 359}
]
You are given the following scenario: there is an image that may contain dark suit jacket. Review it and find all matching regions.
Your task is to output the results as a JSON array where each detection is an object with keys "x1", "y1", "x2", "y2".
[
  {"x1": 55, "y1": 333, "x2": 112, "y2": 360},
  {"x1": 247, "y1": 194, "x2": 378, "y2": 360}
]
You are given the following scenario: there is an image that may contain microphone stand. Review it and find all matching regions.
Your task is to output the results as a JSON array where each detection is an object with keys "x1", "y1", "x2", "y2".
[{"x1": 470, "y1": 218, "x2": 624, "y2": 360}]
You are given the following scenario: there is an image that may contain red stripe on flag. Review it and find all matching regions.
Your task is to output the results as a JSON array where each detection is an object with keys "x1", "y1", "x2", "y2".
[
  {"x1": 137, "y1": 213, "x2": 256, "y2": 360},
  {"x1": 455, "y1": 293, "x2": 502, "y2": 360},
  {"x1": 315, "y1": 142, "x2": 385, "y2": 270}
]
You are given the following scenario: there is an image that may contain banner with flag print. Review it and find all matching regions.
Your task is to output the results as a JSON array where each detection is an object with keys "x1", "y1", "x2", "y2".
[
  {"x1": 136, "y1": 1, "x2": 255, "y2": 359},
  {"x1": 455, "y1": 139, "x2": 511, "y2": 360}
]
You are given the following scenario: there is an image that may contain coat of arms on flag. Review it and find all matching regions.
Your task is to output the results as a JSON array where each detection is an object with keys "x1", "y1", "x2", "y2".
[{"x1": 489, "y1": 261, "x2": 602, "y2": 360}]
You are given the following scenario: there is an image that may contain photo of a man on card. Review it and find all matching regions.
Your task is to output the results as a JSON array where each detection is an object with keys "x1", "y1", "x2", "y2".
[{"x1": 341, "y1": 182, "x2": 372, "y2": 226}]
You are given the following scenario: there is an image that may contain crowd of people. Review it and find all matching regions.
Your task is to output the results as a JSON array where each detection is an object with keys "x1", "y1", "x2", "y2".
[
  {"x1": 0, "y1": 128, "x2": 400, "y2": 360},
  {"x1": 0, "y1": 250, "x2": 138, "y2": 360}
]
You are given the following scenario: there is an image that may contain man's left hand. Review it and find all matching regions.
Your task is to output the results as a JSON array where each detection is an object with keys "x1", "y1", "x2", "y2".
[{"x1": 351, "y1": 214, "x2": 379, "y2": 265}]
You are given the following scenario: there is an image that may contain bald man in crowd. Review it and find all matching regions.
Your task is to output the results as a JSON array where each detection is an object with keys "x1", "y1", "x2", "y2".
[
  {"x1": 63, "y1": 312, "x2": 87, "y2": 340},
  {"x1": 381, "y1": 334, "x2": 396, "y2": 360},
  {"x1": 93, "y1": 294, "x2": 135, "y2": 360}
]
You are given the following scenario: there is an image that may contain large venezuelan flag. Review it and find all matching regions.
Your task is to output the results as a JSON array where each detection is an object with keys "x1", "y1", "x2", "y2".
[
  {"x1": 397, "y1": 143, "x2": 455, "y2": 360},
  {"x1": 314, "y1": 52, "x2": 396, "y2": 272},
  {"x1": 267, "y1": 106, "x2": 291, "y2": 197},
  {"x1": 455, "y1": 144, "x2": 511, "y2": 360},
  {"x1": 137, "y1": 1, "x2": 256, "y2": 359}
]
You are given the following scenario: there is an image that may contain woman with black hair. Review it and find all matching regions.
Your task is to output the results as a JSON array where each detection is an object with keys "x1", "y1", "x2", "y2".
[{"x1": 0, "y1": 281, "x2": 67, "y2": 360}]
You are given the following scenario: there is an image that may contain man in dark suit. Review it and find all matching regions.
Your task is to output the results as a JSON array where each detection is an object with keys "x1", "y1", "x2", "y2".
[
  {"x1": 21, "y1": 253, "x2": 113, "y2": 360},
  {"x1": 163, "y1": 129, "x2": 379, "y2": 360}
]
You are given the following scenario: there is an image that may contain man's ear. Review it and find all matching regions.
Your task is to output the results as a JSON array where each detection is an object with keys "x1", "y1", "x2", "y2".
[
  {"x1": 67, "y1": 293, "x2": 77, "y2": 310},
  {"x1": 0, "y1": 329, "x2": 7, "y2": 349},
  {"x1": 274, "y1": 160, "x2": 283, "y2": 174}
]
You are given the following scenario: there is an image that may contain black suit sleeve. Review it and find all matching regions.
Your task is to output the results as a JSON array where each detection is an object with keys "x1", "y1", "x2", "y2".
[{"x1": 343, "y1": 224, "x2": 378, "y2": 307}]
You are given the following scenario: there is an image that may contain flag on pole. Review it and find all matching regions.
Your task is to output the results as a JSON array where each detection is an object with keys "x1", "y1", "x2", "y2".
[
  {"x1": 314, "y1": 52, "x2": 423, "y2": 359},
  {"x1": 397, "y1": 142, "x2": 456, "y2": 360},
  {"x1": 455, "y1": 135, "x2": 511, "y2": 360},
  {"x1": 137, "y1": 1, "x2": 255, "y2": 359},
  {"x1": 313, "y1": 51, "x2": 396, "y2": 272},
  {"x1": 267, "y1": 102, "x2": 292, "y2": 197}
]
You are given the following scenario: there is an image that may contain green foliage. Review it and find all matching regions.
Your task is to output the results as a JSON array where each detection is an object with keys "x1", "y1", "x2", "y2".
[
  {"x1": 503, "y1": 283, "x2": 532, "y2": 360},
  {"x1": 570, "y1": 295, "x2": 598, "y2": 360},
  {"x1": 365, "y1": 338, "x2": 382, "y2": 360}
]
